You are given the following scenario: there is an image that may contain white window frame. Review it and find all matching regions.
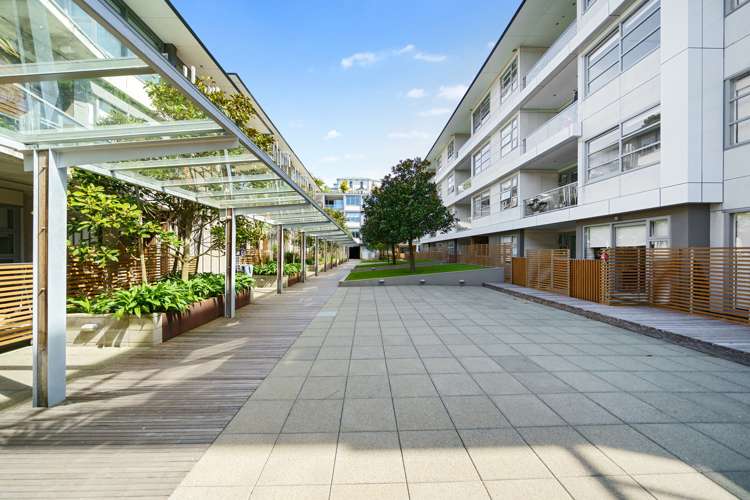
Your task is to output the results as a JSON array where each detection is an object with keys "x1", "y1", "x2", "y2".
[
  {"x1": 472, "y1": 190, "x2": 491, "y2": 219},
  {"x1": 728, "y1": 71, "x2": 750, "y2": 147},
  {"x1": 472, "y1": 93, "x2": 491, "y2": 133},
  {"x1": 727, "y1": 0, "x2": 750, "y2": 14},
  {"x1": 584, "y1": 0, "x2": 661, "y2": 95},
  {"x1": 500, "y1": 56, "x2": 518, "y2": 103},
  {"x1": 500, "y1": 175, "x2": 518, "y2": 210},
  {"x1": 583, "y1": 216, "x2": 670, "y2": 258},
  {"x1": 472, "y1": 142, "x2": 492, "y2": 176},
  {"x1": 585, "y1": 105, "x2": 661, "y2": 182},
  {"x1": 500, "y1": 117, "x2": 519, "y2": 157}
]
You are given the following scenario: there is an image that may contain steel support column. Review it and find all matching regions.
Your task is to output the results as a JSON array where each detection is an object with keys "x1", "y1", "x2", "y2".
[
  {"x1": 314, "y1": 237, "x2": 319, "y2": 277},
  {"x1": 277, "y1": 225, "x2": 284, "y2": 294},
  {"x1": 300, "y1": 232, "x2": 306, "y2": 283},
  {"x1": 32, "y1": 150, "x2": 67, "y2": 407},
  {"x1": 224, "y1": 208, "x2": 236, "y2": 318}
]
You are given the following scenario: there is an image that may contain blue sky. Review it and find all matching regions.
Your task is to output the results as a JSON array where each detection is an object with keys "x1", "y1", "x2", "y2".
[{"x1": 173, "y1": 1, "x2": 519, "y2": 186}]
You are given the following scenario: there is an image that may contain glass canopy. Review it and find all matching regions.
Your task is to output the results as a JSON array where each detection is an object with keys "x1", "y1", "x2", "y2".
[{"x1": 0, "y1": 0, "x2": 352, "y2": 242}]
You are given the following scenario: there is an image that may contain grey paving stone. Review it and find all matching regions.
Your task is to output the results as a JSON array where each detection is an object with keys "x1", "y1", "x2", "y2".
[
  {"x1": 251, "y1": 376, "x2": 306, "y2": 400},
  {"x1": 553, "y1": 371, "x2": 619, "y2": 392},
  {"x1": 386, "y1": 357, "x2": 426, "y2": 374},
  {"x1": 473, "y1": 372, "x2": 529, "y2": 395},
  {"x1": 345, "y1": 375, "x2": 391, "y2": 399},
  {"x1": 332, "y1": 432, "x2": 405, "y2": 484},
  {"x1": 298, "y1": 376, "x2": 347, "y2": 400},
  {"x1": 422, "y1": 357, "x2": 466, "y2": 374},
  {"x1": 431, "y1": 373, "x2": 484, "y2": 396},
  {"x1": 393, "y1": 397, "x2": 454, "y2": 430},
  {"x1": 442, "y1": 395, "x2": 510, "y2": 429},
  {"x1": 415, "y1": 344, "x2": 453, "y2": 357},
  {"x1": 459, "y1": 356, "x2": 504, "y2": 373},
  {"x1": 181, "y1": 433, "x2": 276, "y2": 486},
  {"x1": 557, "y1": 476, "x2": 652, "y2": 500},
  {"x1": 341, "y1": 398, "x2": 396, "y2": 432},
  {"x1": 399, "y1": 430, "x2": 480, "y2": 482},
  {"x1": 309, "y1": 359, "x2": 349, "y2": 377},
  {"x1": 512, "y1": 372, "x2": 575, "y2": 394},
  {"x1": 256, "y1": 432, "x2": 338, "y2": 486},
  {"x1": 460, "y1": 428, "x2": 552, "y2": 480},
  {"x1": 593, "y1": 371, "x2": 664, "y2": 392},
  {"x1": 630, "y1": 392, "x2": 730, "y2": 422},
  {"x1": 492, "y1": 355, "x2": 545, "y2": 372},
  {"x1": 703, "y1": 471, "x2": 750, "y2": 500},
  {"x1": 348, "y1": 358, "x2": 387, "y2": 375},
  {"x1": 585, "y1": 392, "x2": 674, "y2": 423},
  {"x1": 490, "y1": 395, "x2": 565, "y2": 427},
  {"x1": 539, "y1": 393, "x2": 621, "y2": 425},
  {"x1": 633, "y1": 473, "x2": 738, "y2": 500},
  {"x1": 389, "y1": 374, "x2": 438, "y2": 397},
  {"x1": 484, "y1": 478, "x2": 571, "y2": 500},
  {"x1": 224, "y1": 399, "x2": 294, "y2": 434},
  {"x1": 384, "y1": 345, "x2": 419, "y2": 358},
  {"x1": 282, "y1": 399, "x2": 343, "y2": 433},
  {"x1": 409, "y1": 481, "x2": 490, "y2": 500},
  {"x1": 251, "y1": 484, "x2": 329, "y2": 499},
  {"x1": 689, "y1": 423, "x2": 750, "y2": 458},
  {"x1": 331, "y1": 483, "x2": 409, "y2": 500}
]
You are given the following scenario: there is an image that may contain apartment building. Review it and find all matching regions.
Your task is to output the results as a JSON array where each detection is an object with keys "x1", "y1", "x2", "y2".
[
  {"x1": 422, "y1": 0, "x2": 750, "y2": 259},
  {"x1": 324, "y1": 178, "x2": 381, "y2": 258}
]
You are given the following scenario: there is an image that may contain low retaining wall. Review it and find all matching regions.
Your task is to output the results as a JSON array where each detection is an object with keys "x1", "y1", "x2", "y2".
[
  {"x1": 67, "y1": 289, "x2": 252, "y2": 347},
  {"x1": 340, "y1": 267, "x2": 504, "y2": 287}
]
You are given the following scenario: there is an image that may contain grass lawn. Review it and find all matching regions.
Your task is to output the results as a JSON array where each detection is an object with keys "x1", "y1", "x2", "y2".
[
  {"x1": 354, "y1": 258, "x2": 431, "y2": 269},
  {"x1": 345, "y1": 263, "x2": 483, "y2": 281}
]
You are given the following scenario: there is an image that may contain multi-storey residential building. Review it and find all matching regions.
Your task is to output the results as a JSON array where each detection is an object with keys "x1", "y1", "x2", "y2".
[
  {"x1": 422, "y1": 0, "x2": 750, "y2": 259},
  {"x1": 324, "y1": 178, "x2": 381, "y2": 258}
]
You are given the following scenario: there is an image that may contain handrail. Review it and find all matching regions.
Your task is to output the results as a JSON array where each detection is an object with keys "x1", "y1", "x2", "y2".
[
  {"x1": 524, "y1": 19, "x2": 577, "y2": 88},
  {"x1": 524, "y1": 182, "x2": 578, "y2": 216}
]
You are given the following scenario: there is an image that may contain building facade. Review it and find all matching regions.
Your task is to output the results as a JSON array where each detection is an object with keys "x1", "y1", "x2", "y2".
[
  {"x1": 422, "y1": 0, "x2": 750, "y2": 259},
  {"x1": 325, "y1": 178, "x2": 381, "y2": 258}
]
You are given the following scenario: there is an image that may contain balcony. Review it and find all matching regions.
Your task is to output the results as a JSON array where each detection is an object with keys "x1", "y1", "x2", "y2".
[
  {"x1": 457, "y1": 178, "x2": 472, "y2": 194},
  {"x1": 523, "y1": 19, "x2": 577, "y2": 89},
  {"x1": 524, "y1": 182, "x2": 578, "y2": 217},
  {"x1": 522, "y1": 102, "x2": 578, "y2": 155}
]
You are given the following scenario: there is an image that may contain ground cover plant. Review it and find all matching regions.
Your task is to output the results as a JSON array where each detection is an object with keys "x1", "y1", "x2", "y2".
[{"x1": 345, "y1": 263, "x2": 482, "y2": 281}]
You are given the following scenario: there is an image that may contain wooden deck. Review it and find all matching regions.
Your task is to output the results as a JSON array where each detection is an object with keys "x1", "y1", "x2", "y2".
[
  {"x1": 0, "y1": 265, "x2": 351, "y2": 500},
  {"x1": 484, "y1": 281, "x2": 750, "y2": 365}
]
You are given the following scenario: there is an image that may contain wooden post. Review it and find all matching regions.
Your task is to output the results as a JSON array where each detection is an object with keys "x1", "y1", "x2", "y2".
[
  {"x1": 277, "y1": 225, "x2": 284, "y2": 294},
  {"x1": 300, "y1": 232, "x2": 306, "y2": 283},
  {"x1": 314, "y1": 237, "x2": 319, "y2": 276},
  {"x1": 224, "y1": 208, "x2": 235, "y2": 318},
  {"x1": 32, "y1": 150, "x2": 67, "y2": 407}
]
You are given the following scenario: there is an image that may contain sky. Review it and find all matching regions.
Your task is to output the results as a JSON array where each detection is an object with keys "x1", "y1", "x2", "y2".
[{"x1": 173, "y1": 0, "x2": 520, "y2": 186}]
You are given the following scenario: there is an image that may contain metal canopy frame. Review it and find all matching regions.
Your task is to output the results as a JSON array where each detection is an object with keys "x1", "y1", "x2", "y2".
[{"x1": 0, "y1": 57, "x2": 152, "y2": 84}]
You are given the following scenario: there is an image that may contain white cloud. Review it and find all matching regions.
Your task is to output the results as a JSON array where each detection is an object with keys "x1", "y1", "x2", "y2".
[
  {"x1": 387, "y1": 130, "x2": 429, "y2": 140},
  {"x1": 323, "y1": 129, "x2": 341, "y2": 140},
  {"x1": 437, "y1": 84, "x2": 468, "y2": 101},
  {"x1": 395, "y1": 44, "x2": 415, "y2": 55},
  {"x1": 341, "y1": 52, "x2": 379, "y2": 69},
  {"x1": 418, "y1": 107, "x2": 451, "y2": 117},
  {"x1": 414, "y1": 51, "x2": 446, "y2": 63},
  {"x1": 487, "y1": 41, "x2": 496, "y2": 49},
  {"x1": 406, "y1": 88, "x2": 426, "y2": 99},
  {"x1": 320, "y1": 155, "x2": 340, "y2": 163},
  {"x1": 343, "y1": 153, "x2": 366, "y2": 160}
]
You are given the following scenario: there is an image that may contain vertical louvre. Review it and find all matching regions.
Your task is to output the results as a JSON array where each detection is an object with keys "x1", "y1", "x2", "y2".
[
  {"x1": 511, "y1": 257, "x2": 527, "y2": 286},
  {"x1": 0, "y1": 263, "x2": 33, "y2": 346},
  {"x1": 526, "y1": 249, "x2": 569, "y2": 294},
  {"x1": 570, "y1": 259, "x2": 602, "y2": 302}
]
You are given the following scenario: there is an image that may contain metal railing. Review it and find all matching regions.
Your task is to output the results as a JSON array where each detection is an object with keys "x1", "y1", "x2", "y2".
[
  {"x1": 524, "y1": 20, "x2": 577, "y2": 88},
  {"x1": 522, "y1": 102, "x2": 578, "y2": 154},
  {"x1": 457, "y1": 178, "x2": 472, "y2": 193},
  {"x1": 524, "y1": 182, "x2": 578, "y2": 216}
]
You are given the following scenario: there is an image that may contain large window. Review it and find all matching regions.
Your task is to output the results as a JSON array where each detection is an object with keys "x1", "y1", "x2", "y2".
[
  {"x1": 447, "y1": 139, "x2": 455, "y2": 159},
  {"x1": 472, "y1": 143, "x2": 492, "y2": 176},
  {"x1": 345, "y1": 212, "x2": 361, "y2": 223},
  {"x1": 472, "y1": 190, "x2": 491, "y2": 219},
  {"x1": 500, "y1": 234, "x2": 519, "y2": 256},
  {"x1": 345, "y1": 195, "x2": 361, "y2": 206},
  {"x1": 0, "y1": 205, "x2": 20, "y2": 263},
  {"x1": 472, "y1": 94, "x2": 491, "y2": 133},
  {"x1": 501, "y1": 57, "x2": 518, "y2": 102},
  {"x1": 729, "y1": 72, "x2": 750, "y2": 146},
  {"x1": 736, "y1": 213, "x2": 750, "y2": 247},
  {"x1": 585, "y1": 0, "x2": 660, "y2": 94},
  {"x1": 586, "y1": 106, "x2": 660, "y2": 181},
  {"x1": 584, "y1": 217, "x2": 669, "y2": 258},
  {"x1": 447, "y1": 172, "x2": 455, "y2": 194},
  {"x1": 500, "y1": 117, "x2": 519, "y2": 157},
  {"x1": 500, "y1": 176, "x2": 518, "y2": 210}
]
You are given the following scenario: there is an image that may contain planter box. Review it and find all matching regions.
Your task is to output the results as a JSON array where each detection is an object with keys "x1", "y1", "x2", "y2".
[
  {"x1": 67, "y1": 289, "x2": 252, "y2": 347},
  {"x1": 254, "y1": 275, "x2": 288, "y2": 289},
  {"x1": 288, "y1": 273, "x2": 300, "y2": 286}
]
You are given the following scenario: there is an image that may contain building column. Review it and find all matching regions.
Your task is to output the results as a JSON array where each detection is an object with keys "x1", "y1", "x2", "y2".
[
  {"x1": 323, "y1": 240, "x2": 327, "y2": 272},
  {"x1": 277, "y1": 225, "x2": 284, "y2": 294},
  {"x1": 32, "y1": 149, "x2": 67, "y2": 408},
  {"x1": 223, "y1": 208, "x2": 236, "y2": 318},
  {"x1": 314, "y1": 237, "x2": 319, "y2": 276},
  {"x1": 300, "y1": 232, "x2": 306, "y2": 283}
]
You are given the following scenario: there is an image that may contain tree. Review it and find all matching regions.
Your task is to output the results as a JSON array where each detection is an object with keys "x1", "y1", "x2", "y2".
[
  {"x1": 339, "y1": 180, "x2": 349, "y2": 193},
  {"x1": 364, "y1": 158, "x2": 455, "y2": 272},
  {"x1": 361, "y1": 185, "x2": 401, "y2": 264},
  {"x1": 324, "y1": 207, "x2": 348, "y2": 231},
  {"x1": 313, "y1": 177, "x2": 328, "y2": 191}
]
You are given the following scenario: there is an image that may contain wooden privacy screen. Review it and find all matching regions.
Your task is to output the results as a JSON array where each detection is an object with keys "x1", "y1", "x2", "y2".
[
  {"x1": 511, "y1": 257, "x2": 527, "y2": 286},
  {"x1": 570, "y1": 259, "x2": 602, "y2": 303},
  {"x1": 526, "y1": 249, "x2": 570, "y2": 295},
  {"x1": 0, "y1": 263, "x2": 33, "y2": 346},
  {"x1": 602, "y1": 247, "x2": 649, "y2": 305}
]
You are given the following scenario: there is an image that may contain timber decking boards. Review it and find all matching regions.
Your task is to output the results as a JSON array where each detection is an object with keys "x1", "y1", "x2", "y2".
[
  {"x1": 484, "y1": 282, "x2": 750, "y2": 364},
  {"x1": 0, "y1": 265, "x2": 351, "y2": 500}
]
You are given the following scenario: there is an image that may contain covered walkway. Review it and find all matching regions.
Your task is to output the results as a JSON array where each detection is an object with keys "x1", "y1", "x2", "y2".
[
  {"x1": 0, "y1": 265, "x2": 350, "y2": 499},
  {"x1": 170, "y1": 283, "x2": 750, "y2": 499}
]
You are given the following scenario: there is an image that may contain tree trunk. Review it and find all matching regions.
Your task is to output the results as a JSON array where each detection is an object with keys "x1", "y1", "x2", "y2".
[
  {"x1": 138, "y1": 236, "x2": 148, "y2": 285},
  {"x1": 391, "y1": 243, "x2": 397, "y2": 265},
  {"x1": 180, "y1": 237, "x2": 191, "y2": 281},
  {"x1": 408, "y1": 239, "x2": 416, "y2": 272}
]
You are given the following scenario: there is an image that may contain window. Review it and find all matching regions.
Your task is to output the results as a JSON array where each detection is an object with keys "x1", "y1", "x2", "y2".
[
  {"x1": 585, "y1": 0, "x2": 660, "y2": 94},
  {"x1": 500, "y1": 234, "x2": 519, "y2": 256},
  {"x1": 649, "y1": 218, "x2": 670, "y2": 248},
  {"x1": 500, "y1": 176, "x2": 518, "y2": 210},
  {"x1": 500, "y1": 117, "x2": 519, "y2": 157},
  {"x1": 584, "y1": 217, "x2": 670, "y2": 258},
  {"x1": 436, "y1": 155, "x2": 443, "y2": 171},
  {"x1": 585, "y1": 225, "x2": 611, "y2": 259},
  {"x1": 584, "y1": 0, "x2": 598, "y2": 11},
  {"x1": 735, "y1": 213, "x2": 750, "y2": 247},
  {"x1": 472, "y1": 143, "x2": 492, "y2": 176},
  {"x1": 447, "y1": 139, "x2": 455, "y2": 159},
  {"x1": 614, "y1": 223, "x2": 646, "y2": 247},
  {"x1": 345, "y1": 195, "x2": 361, "y2": 206},
  {"x1": 729, "y1": 72, "x2": 750, "y2": 146},
  {"x1": 472, "y1": 190, "x2": 491, "y2": 219},
  {"x1": 447, "y1": 172, "x2": 455, "y2": 194},
  {"x1": 472, "y1": 94, "x2": 491, "y2": 132},
  {"x1": 0, "y1": 205, "x2": 20, "y2": 263},
  {"x1": 586, "y1": 106, "x2": 661, "y2": 181},
  {"x1": 501, "y1": 57, "x2": 518, "y2": 102},
  {"x1": 345, "y1": 212, "x2": 361, "y2": 223},
  {"x1": 728, "y1": 0, "x2": 750, "y2": 12}
]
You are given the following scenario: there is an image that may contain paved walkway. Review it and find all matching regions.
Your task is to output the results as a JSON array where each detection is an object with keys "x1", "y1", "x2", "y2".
[
  {"x1": 0, "y1": 265, "x2": 350, "y2": 499},
  {"x1": 485, "y1": 281, "x2": 750, "y2": 363},
  {"x1": 172, "y1": 285, "x2": 750, "y2": 500}
]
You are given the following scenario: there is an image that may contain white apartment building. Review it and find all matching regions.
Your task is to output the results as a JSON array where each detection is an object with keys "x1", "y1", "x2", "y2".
[
  {"x1": 422, "y1": 0, "x2": 750, "y2": 259},
  {"x1": 325, "y1": 178, "x2": 381, "y2": 258}
]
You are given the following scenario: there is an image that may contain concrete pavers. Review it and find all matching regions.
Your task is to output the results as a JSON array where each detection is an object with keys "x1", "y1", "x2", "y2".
[{"x1": 172, "y1": 284, "x2": 750, "y2": 499}]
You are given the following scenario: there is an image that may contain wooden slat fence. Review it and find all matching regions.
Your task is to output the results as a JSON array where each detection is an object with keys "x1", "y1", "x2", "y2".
[
  {"x1": 526, "y1": 249, "x2": 570, "y2": 295},
  {"x1": 602, "y1": 247, "x2": 649, "y2": 305},
  {"x1": 570, "y1": 259, "x2": 602, "y2": 303},
  {"x1": 0, "y1": 263, "x2": 33, "y2": 346},
  {"x1": 511, "y1": 257, "x2": 527, "y2": 286}
]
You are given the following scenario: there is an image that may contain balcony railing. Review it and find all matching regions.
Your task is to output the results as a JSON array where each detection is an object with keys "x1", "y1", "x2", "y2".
[
  {"x1": 523, "y1": 19, "x2": 577, "y2": 88},
  {"x1": 457, "y1": 179, "x2": 472, "y2": 193},
  {"x1": 524, "y1": 182, "x2": 578, "y2": 216},
  {"x1": 522, "y1": 102, "x2": 577, "y2": 154}
]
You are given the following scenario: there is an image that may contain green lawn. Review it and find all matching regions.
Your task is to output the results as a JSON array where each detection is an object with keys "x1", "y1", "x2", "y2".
[
  {"x1": 354, "y1": 258, "x2": 431, "y2": 269},
  {"x1": 345, "y1": 263, "x2": 483, "y2": 281}
]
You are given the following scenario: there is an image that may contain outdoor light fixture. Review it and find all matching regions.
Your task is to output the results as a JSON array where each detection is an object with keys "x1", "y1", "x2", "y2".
[
  {"x1": 419, "y1": 279, "x2": 426, "y2": 285},
  {"x1": 459, "y1": 280, "x2": 465, "y2": 286},
  {"x1": 378, "y1": 279, "x2": 385, "y2": 285}
]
